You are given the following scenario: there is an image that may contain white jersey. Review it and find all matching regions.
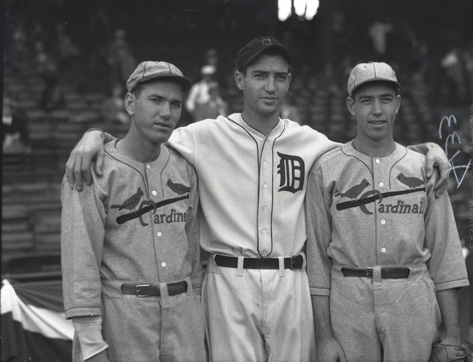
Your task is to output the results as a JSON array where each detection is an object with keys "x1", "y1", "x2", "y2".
[{"x1": 169, "y1": 113, "x2": 339, "y2": 258}]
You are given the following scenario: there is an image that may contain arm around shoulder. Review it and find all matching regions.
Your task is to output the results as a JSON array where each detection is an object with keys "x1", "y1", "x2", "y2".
[{"x1": 65, "y1": 129, "x2": 116, "y2": 191}]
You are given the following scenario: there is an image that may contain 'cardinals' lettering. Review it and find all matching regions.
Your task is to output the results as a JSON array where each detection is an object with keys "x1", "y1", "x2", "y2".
[{"x1": 277, "y1": 152, "x2": 305, "y2": 193}]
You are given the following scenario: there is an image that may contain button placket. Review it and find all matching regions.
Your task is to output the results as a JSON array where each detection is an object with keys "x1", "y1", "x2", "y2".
[{"x1": 258, "y1": 147, "x2": 272, "y2": 255}]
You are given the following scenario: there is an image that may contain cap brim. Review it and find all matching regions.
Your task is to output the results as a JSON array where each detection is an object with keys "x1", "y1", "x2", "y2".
[
  {"x1": 132, "y1": 75, "x2": 192, "y2": 92},
  {"x1": 350, "y1": 79, "x2": 400, "y2": 96},
  {"x1": 238, "y1": 45, "x2": 292, "y2": 71}
]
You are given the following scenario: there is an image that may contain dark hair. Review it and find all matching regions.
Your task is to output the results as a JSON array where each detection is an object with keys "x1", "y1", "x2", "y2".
[
  {"x1": 239, "y1": 49, "x2": 292, "y2": 76},
  {"x1": 351, "y1": 81, "x2": 400, "y2": 99}
]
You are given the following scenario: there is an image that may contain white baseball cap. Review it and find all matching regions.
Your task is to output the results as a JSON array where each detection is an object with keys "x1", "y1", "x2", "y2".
[{"x1": 347, "y1": 62, "x2": 400, "y2": 96}]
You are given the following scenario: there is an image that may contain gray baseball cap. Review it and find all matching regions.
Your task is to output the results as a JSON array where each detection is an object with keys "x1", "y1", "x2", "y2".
[
  {"x1": 347, "y1": 62, "x2": 400, "y2": 96},
  {"x1": 126, "y1": 61, "x2": 192, "y2": 92}
]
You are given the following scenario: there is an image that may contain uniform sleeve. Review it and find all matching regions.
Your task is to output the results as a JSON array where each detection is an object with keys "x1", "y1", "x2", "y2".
[
  {"x1": 424, "y1": 192, "x2": 469, "y2": 291},
  {"x1": 305, "y1": 161, "x2": 334, "y2": 296},
  {"x1": 185, "y1": 164, "x2": 203, "y2": 294},
  {"x1": 167, "y1": 125, "x2": 197, "y2": 166},
  {"x1": 61, "y1": 176, "x2": 106, "y2": 319}
]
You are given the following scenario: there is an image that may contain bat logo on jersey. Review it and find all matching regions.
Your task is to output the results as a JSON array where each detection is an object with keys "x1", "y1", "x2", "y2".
[
  {"x1": 112, "y1": 179, "x2": 191, "y2": 226},
  {"x1": 335, "y1": 174, "x2": 425, "y2": 215},
  {"x1": 277, "y1": 152, "x2": 305, "y2": 193}
]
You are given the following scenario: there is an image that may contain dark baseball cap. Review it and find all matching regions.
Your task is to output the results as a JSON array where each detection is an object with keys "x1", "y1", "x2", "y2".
[
  {"x1": 236, "y1": 36, "x2": 292, "y2": 71},
  {"x1": 126, "y1": 61, "x2": 192, "y2": 92},
  {"x1": 347, "y1": 62, "x2": 400, "y2": 96}
]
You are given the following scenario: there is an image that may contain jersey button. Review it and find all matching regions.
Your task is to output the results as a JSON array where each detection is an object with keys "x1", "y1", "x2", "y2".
[
  {"x1": 261, "y1": 228, "x2": 267, "y2": 234},
  {"x1": 263, "y1": 205, "x2": 268, "y2": 211},
  {"x1": 381, "y1": 247, "x2": 387, "y2": 253},
  {"x1": 152, "y1": 190, "x2": 157, "y2": 196},
  {"x1": 263, "y1": 183, "x2": 268, "y2": 188},
  {"x1": 157, "y1": 231, "x2": 162, "y2": 237},
  {"x1": 380, "y1": 219, "x2": 386, "y2": 225},
  {"x1": 375, "y1": 159, "x2": 380, "y2": 164},
  {"x1": 161, "y1": 262, "x2": 166, "y2": 267},
  {"x1": 379, "y1": 182, "x2": 384, "y2": 187},
  {"x1": 146, "y1": 164, "x2": 151, "y2": 169}
]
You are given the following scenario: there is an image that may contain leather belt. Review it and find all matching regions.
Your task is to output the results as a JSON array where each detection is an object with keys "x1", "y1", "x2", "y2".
[
  {"x1": 214, "y1": 254, "x2": 303, "y2": 270},
  {"x1": 341, "y1": 267, "x2": 410, "y2": 279},
  {"x1": 121, "y1": 281, "x2": 187, "y2": 297}
]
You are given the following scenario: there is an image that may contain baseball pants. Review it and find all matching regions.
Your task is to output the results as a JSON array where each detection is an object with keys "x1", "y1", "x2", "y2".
[
  {"x1": 202, "y1": 255, "x2": 316, "y2": 362},
  {"x1": 76, "y1": 278, "x2": 207, "y2": 362},
  {"x1": 330, "y1": 264, "x2": 441, "y2": 362}
]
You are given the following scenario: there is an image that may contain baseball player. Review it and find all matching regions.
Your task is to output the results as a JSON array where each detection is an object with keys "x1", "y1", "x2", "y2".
[
  {"x1": 61, "y1": 61, "x2": 205, "y2": 362},
  {"x1": 64, "y1": 38, "x2": 451, "y2": 362},
  {"x1": 305, "y1": 62, "x2": 469, "y2": 362}
]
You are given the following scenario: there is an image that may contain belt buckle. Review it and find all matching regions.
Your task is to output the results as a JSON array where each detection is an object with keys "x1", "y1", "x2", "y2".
[
  {"x1": 135, "y1": 284, "x2": 151, "y2": 298},
  {"x1": 366, "y1": 268, "x2": 373, "y2": 279}
]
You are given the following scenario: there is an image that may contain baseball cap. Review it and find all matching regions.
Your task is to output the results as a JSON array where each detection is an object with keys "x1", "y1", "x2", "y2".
[
  {"x1": 126, "y1": 61, "x2": 192, "y2": 92},
  {"x1": 347, "y1": 62, "x2": 400, "y2": 96},
  {"x1": 236, "y1": 36, "x2": 292, "y2": 71}
]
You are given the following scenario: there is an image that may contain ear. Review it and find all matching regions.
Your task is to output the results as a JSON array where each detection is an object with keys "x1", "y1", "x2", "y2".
[
  {"x1": 235, "y1": 70, "x2": 244, "y2": 91},
  {"x1": 125, "y1": 93, "x2": 135, "y2": 116},
  {"x1": 346, "y1": 96, "x2": 356, "y2": 116},
  {"x1": 395, "y1": 94, "x2": 401, "y2": 114},
  {"x1": 286, "y1": 73, "x2": 293, "y2": 91}
]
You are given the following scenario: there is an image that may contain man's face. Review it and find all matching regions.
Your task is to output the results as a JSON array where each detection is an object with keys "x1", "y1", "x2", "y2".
[
  {"x1": 125, "y1": 80, "x2": 183, "y2": 145},
  {"x1": 346, "y1": 82, "x2": 401, "y2": 143},
  {"x1": 235, "y1": 54, "x2": 292, "y2": 119}
]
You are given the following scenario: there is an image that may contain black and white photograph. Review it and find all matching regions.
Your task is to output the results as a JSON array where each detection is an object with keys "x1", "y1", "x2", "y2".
[{"x1": 2, "y1": 1, "x2": 472, "y2": 361}]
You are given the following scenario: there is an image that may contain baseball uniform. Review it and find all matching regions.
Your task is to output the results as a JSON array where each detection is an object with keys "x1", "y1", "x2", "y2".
[
  {"x1": 306, "y1": 141, "x2": 469, "y2": 362},
  {"x1": 168, "y1": 113, "x2": 339, "y2": 362},
  {"x1": 61, "y1": 141, "x2": 205, "y2": 362}
]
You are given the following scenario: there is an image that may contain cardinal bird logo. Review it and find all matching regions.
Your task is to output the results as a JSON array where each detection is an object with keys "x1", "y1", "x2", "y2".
[
  {"x1": 111, "y1": 187, "x2": 144, "y2": 211},
  {"x1": 397, "y1": 173, "x2": 424, "y2": 188},
  {"x1": 167, "y1": 179, "x2": 190, "y2": 195},
  {"x1": 335, "y1": 178, "x2": 371, "y2": 199}
]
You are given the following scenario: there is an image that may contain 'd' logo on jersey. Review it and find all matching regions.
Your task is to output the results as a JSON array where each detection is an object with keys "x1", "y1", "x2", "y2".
[{"x1": 277, "y1": 152, "x2": 305, "y2": 193}]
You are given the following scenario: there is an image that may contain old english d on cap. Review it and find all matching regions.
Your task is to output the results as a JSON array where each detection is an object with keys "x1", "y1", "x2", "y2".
[
  {"x1": 236, "y1": 36, "x2": 292, "y2": 71},
  {"x1": 347, "y1": 62, "x2": 400, "y2": 96},
  {"x1": 127, "y1": 61, "x2": 192, "y2": 92}
]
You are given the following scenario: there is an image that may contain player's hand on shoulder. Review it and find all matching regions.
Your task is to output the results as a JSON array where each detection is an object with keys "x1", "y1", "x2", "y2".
[
  {"x1": 85, "y1": 350, "x2": 110, "y2": 362},
  {"x1": 65, "y1": 130, "x2": 105, "y2": 192},
  {"x1": 316, "y1": 336, "x2": 347, "y2": 362},
  {"x1": 424, "y1": 142, "x2": 450, "y2": 198}
]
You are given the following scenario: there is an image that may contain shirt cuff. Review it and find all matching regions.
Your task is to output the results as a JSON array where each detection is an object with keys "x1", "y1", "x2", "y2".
[
  {"x1": 434, "y1": 279, "x2": 470, "y2": 292},
  {"x1": 72, "y1": 316, "x2": 109, "y2": 360}
]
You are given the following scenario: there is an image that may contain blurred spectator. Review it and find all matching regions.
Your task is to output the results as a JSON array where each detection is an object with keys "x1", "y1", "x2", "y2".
[
  {"x1": 107, "y1": 29, "x2": 137, "y2": 90},
  {"x1": 9, "y1": 28, "x2": 29, "y2": 64},
  {"x1": 205, "y1": 48, "x2": 219, "y2": 68},
  {"x1": 36, "y1": 41, "x2": 64, "y2": 110},
  {"x1": 87, "y1": 6, "x2": 111, "y2": 70},
  {"x1": 368, "y1": 20, "x2": 392, "y2": 58},
  {"x1": 192, "y1": 82, "x2": 228, "y2": 121},
  {"x1": 185, "y1": 65, "x2": 216, "y2": 122},
  {"x1": 463, "y1": 42, "x2": 473, "y2": 99},
  {"x1": 55, "y1": 24, "x2": 81, "y2": 71},
  {"x1": 2, "y1": 97, "x2": 31, "y2": 153},
  {"x1": 280, "y1": 97, "x2": 301, "y2": 124},
  {"x1": 440, "y1": 47, "x2": 469, "y2": 103},
  {"x1": 101, "y1": 84, "x2": 129, "y2": 124}
]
